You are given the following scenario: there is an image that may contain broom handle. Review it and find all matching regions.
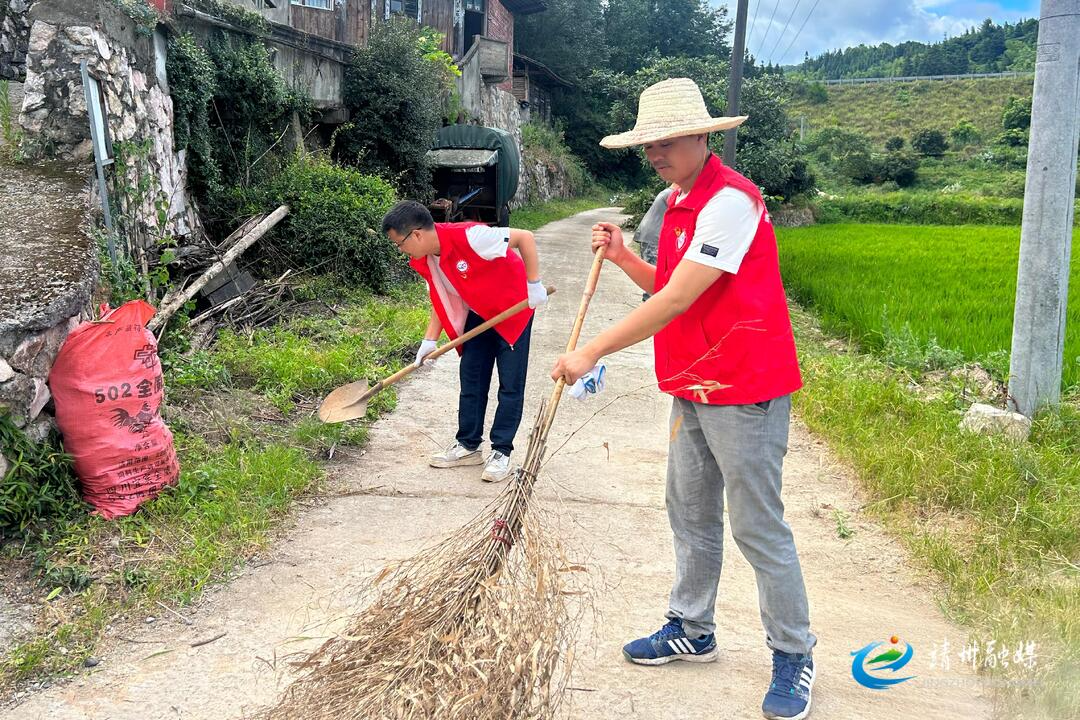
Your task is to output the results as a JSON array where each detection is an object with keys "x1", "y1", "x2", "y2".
[
  {"x1": 539, "y1": 246, "x2": 607, "y2": 433},
  {"x1": 352, "y1": 286, "x2": 556, "y2": 406}
]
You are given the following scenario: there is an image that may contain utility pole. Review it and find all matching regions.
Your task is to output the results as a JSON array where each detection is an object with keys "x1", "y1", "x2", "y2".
[
  {"x1": 724, "y1": 0, "x2": 750, "y2": 166},
  {"x1": 1008, "y1": 0, "x2": 1080, "y2": 417}
]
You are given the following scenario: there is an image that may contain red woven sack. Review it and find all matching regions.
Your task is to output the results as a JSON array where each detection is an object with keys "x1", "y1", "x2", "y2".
[{"x1": 48, "y1": 301, "x2": 179, "y2": 518}]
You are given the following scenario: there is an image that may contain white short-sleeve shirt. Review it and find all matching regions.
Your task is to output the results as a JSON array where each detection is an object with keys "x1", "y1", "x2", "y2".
[
  {"x1": 427, "y1": 225, "x2": 513, "y2": 334},
  {"x1": 675, "y1": 186, "x2": 762, "y2": 274}
]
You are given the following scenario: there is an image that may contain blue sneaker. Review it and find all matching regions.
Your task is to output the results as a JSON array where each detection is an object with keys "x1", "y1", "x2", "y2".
[
  {"x1": 762, "y1": 650, "x2": 815, "y2": 720},
  {"x1": 621, "y1": 617, "x2": 718, "y2": 665}
]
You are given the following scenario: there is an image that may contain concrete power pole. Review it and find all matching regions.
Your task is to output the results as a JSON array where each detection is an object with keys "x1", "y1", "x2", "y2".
[
  {"x1": 723, "y1": 0, "x2": 750, "y2": 166},
  {"x1": 1008, "y1": 0, "x2": 1080, "y2": 417}
]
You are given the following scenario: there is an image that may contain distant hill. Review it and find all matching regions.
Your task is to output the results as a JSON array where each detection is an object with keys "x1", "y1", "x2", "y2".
[
  {"x1": 798, "y1": 19, "x2": 1037, "y2": 79},
  {"x1": 787, "y1": 76, "x2": 1033, "y2": 145}
]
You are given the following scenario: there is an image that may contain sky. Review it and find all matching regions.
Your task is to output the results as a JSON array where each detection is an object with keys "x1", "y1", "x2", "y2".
[{"x1": 711, "y1": 0, "x2": 1040, "y2": 67}]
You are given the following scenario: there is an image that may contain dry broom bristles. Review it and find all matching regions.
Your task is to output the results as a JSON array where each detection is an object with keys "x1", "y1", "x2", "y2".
[{"x1": 258, "y1": 402, "x2": 588, "y2": 720}]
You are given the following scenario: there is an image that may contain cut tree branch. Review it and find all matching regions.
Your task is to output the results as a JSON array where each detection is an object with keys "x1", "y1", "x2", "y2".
[{"x1": 148, "y1": 205, "x2": 290, "y2": 334}]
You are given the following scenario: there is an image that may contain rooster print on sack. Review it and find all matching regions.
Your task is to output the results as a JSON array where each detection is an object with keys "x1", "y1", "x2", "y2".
[{"x1": 110, "y1": 402, "x2": 158, "y2": 434}]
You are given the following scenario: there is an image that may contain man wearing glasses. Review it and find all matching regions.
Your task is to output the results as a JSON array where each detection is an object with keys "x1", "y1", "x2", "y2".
[{"x1": 382, "y1": 200, "x2": 548, "y2": 483}]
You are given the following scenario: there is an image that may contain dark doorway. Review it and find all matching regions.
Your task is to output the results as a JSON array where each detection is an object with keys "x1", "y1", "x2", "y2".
[{"x1": 464, "y1": 0, "x2": 485, "y2": 50}]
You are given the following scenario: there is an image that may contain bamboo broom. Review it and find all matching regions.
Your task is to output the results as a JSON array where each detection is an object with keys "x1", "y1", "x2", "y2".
[{"x1": 259, "y1": 247, "x2": 607, "y2": 720}]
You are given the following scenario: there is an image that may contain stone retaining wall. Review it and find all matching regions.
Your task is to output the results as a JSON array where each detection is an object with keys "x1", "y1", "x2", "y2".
[
  {"x1": 478, "y1": 84, "x2": 580, "y2": 210},
  {"x1": 0, "y1": 0, "x2": 33, "y2": 81},
  {"x1": 20, "y1": 0, "x2": 201, "y2": 242}
]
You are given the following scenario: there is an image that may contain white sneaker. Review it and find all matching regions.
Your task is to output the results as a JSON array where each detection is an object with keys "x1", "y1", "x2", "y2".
[
  {"x1": 481, "y1": 451, "x2": 514, "y2": 483},
  {"x1": 430, "y1": 442, "x2": 484, "y2": 468}
]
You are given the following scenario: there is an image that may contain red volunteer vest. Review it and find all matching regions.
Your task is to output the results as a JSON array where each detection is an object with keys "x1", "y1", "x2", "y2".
[
  {"x1": 409, "y1": 222, "x2": 532, "y2": 348},
  {"x1": 653, "y1": 154, "x2": 802, "y2": 405}
]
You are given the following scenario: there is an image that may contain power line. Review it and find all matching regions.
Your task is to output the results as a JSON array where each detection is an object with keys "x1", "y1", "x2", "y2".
[
  {"x1": 746, "y1": 0, "x2": 762, "y2": 53},
  {"x1": 778, "y1": 0, "x2": 821, "y2": 67},
  {"x1": 755, "y1": 0, "x2": 783, "y2": 63},
  {"x1": 767, "y1": 0, "x2": 802, "y2": 65}
]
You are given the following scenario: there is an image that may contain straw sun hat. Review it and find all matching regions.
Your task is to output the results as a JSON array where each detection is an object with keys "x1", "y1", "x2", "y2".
[{"x1": 600, "y1": 78, "x2": 748, "y2": 149}]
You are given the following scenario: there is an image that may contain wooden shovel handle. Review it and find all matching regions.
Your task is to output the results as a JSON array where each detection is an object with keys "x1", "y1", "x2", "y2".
[{"x1": 353, "y1": 286, "x2": 557, "y2": 406}]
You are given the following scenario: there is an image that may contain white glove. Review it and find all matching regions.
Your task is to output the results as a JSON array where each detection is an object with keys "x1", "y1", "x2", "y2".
[
  {"x1": 528, "y1": 280, "x2": 548, "y2": 309},
  {"x1": 415, "y1": 339, "x2": 438, "y2": 369},
  {"x1": 568, "y1": 363, "x2": 607, "y2": 401}
]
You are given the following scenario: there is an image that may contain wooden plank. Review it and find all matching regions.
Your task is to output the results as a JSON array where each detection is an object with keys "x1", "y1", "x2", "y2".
[
  {"x1": 511, "y1": 74, "x2": 527, "y2": 102},
  {"x1": 292, "y1": 5, "x2": 337, "y2": 40},
  {"x1": 352, "y1": 0, "x2": 371, "y2": 47},
  {"x1": 422, "y1": 0, "x2": 456, "y2": 52}
]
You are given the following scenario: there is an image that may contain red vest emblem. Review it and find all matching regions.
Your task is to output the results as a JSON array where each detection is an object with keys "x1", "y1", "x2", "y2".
[{"x1": 409, "y1": 223, "x2": 532, "y2": 349}]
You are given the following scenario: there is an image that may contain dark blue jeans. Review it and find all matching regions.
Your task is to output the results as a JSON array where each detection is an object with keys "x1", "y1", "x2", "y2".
[{"x1": 456, "y1": 311, "x2": 532, "y2": 456}]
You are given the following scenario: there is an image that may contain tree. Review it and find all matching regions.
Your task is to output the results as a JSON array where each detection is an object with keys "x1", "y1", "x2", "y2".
[
  {"x1": 885, "y1": 136, "x2": 905, "y2": 151},
  {"x1": 595, "y1": 55, "x2": 814, "y2": 198},
  {"x1": 603, "y1": 0, "x2": 731, "y2": 75},
  {"x1": 969, "y1": 18, "x2": 1006, "y2": 69},
  {"x1": 917, "y1": 44, "x2": 949, "y2": 75},
  {"x1": 514, "y1": 0, "x2": 607, "y2": 83},
  {"x1": 911, "y1": 129, "x2": 948, "y2": 156},
  {"x1": 796, "y1": 17, "x2": 1038, "y2": 79},
  {"x1": 336, "y1": 19, "x2": 453, "y2": 198},
  {"x1": 1004, "y1": 38, "x2": 1036, "y2": 72},
  {"x1": 516, "y1": 0, "x2": 732, "y2": 184}
]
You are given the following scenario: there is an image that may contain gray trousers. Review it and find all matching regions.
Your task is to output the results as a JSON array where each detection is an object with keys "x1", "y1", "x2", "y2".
[{"x1": 664, "y1": 395, "x2": 817, "y2": 656}]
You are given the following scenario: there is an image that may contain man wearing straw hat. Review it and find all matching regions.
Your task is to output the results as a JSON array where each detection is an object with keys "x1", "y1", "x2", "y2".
[{"x1": 551, "y1": 78, "x2": 816, "y2": 720}]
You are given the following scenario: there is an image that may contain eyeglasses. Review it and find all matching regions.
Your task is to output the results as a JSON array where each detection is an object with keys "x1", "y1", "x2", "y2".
[{"x1": 392, "y1": 229, "x2": 417, "y2": 249}]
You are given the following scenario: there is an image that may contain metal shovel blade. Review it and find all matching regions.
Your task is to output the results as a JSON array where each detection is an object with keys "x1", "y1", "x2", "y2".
[{"x1": 317, "y1": 380, "x2": 371, "y2": 424}]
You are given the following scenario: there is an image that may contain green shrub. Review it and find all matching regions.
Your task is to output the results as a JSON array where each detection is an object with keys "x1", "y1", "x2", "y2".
[
  {"x1": 911, "y1": 129, "x2": 948, "y2": 157},
  {"x1": 998, "y1": 128, "x2": 1028, "y2": 147},
  {"x1": 168, "y1": 31, "x2": 308, "y2": 233},
  {"x1": 0, "y1": 416, "x2": 82, "y2": 535},
  {"x1": 772, "y1": 156, "x2": 816, "y2": 199},
  {"x1": 617, "y1": 179, "x2": 667, "y2": 230},
  {"x1": 975, "y1": 144, "x2": 1027, "y2": 169},
  {"x1": 949, "y1": 119, "x2": 981, "y2": 147},
  {"x1": 795, "y1": 80, "x2": 828, "y2": 104},
  {"x1": 807, "y1": 127, "x2": 874, "y2": 182},
  {"x1": 263, "y1": 154, "x2": 400, "y2": 291},
  {"x1": 1002, "y1": 95, "x2": 1031, "y2": 131},
  {"x1": 882, "y1": 319, "x2": 964, "y2": 372},
  {"x1": 336, "y1": 19, "x2": 455, "y2": 198},
  {"x1": 882, "y1": 151, "x2": 920, "y2": 187},
  {"x1": 989, "y1": 174, "x2": 1026, "y2": 199},
  {"x1": 884, "y1": 136, "x2": 905, "y2": 152},
  {"x1": 814, "y1": 191, "x2": 1031, "y2": 225},
  {"x1": 520, "y1": 120, "x2": 591, "y2": 199}
]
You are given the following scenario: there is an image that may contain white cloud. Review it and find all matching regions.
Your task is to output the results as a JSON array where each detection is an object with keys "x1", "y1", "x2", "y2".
[{"x1": 711, "y1": 0, "x2": 1039, "y2": 66}]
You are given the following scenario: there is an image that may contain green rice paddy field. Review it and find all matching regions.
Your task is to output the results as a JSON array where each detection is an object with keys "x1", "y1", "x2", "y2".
[{"x1": 776, "y1": 223, "x2": 1080, "y2": 388}]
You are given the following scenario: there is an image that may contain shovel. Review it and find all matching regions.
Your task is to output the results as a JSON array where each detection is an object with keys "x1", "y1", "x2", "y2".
[{"x1": 317, "y1": 286, "x2": 556, "y2": 423}]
